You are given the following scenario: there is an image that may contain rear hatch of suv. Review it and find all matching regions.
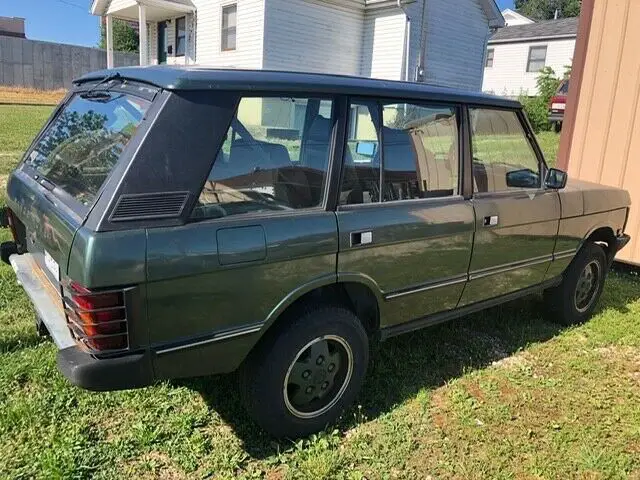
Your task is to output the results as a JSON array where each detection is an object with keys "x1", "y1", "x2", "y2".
[{"x1": 5, "y1": 83, "x2": 154, "y2": 296}]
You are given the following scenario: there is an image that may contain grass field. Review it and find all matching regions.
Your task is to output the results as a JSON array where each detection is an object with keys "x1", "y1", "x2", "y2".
[{"x1": 1, "y1": 105, "x2": 639, "y2": 479}]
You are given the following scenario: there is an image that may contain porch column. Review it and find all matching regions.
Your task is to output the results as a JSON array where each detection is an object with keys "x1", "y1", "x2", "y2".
[
  {"x1": 138, "y1": 4, "x2": 148, "y2": 66},
  {"x1": 105, "y1": 15, "x2": 114, "y2": 69}
]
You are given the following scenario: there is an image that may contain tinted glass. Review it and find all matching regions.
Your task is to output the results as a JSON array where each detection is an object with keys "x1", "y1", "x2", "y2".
[
  {"x1": 341, "y1": 102, "x2": 380, "y2": 205},
  {"x1": 382, "y1": 103, "x2": 458, "y2": 201},
  {"x1": 193, "y1": 97, "x2": 333, "y2": 219},
  {"x1": 470, "y1": 108, "x2": 540, "y2": 193},
  {"x1": 558, "y1": 80, "x2": 569, "y2": 95},
  {"x1": 25, "y1": 92, "x2": 150, "y2": 206}
]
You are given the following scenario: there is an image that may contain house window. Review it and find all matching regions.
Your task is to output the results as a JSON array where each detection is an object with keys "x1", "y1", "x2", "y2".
[
  {"x1": 175, "y1": 17, "x2": 186, "y2": 56},
  {"x1": 485, "y1": 49, "x2": 494, "y2": 68},
  {"x1": 222, "y1": 4, "x2": 237, "y2": 51},
  {"x1": 527, "y1": 46, "x2": 547, "y2": 72}
]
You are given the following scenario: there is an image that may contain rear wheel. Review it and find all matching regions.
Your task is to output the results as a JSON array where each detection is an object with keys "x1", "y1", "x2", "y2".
[
  {"x1": 554, "y1": 121, "x2": 563, "y2": 133},
  {"x1": 545, "y1": 242, "x2": 608, "y2": 325},
  {"x1": 239, "y1": 305, "x2": 369, "y2": 438}
]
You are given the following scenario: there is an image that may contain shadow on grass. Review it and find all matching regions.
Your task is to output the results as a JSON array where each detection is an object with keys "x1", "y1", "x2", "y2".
[
  {"x1": 180, "y1": 273, "x2": 640, "y2": 459},
  {"x1": 0, "y1": 331, "x2": 45, "y2": 354}
]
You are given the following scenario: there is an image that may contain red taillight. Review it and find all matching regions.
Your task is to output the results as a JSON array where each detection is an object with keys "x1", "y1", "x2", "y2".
[
  {"x1": 549, "y1": 96, "x2": 566, "y2": 108},
  {"x1": 65, "y1": 281, "x2": 128, "y2": 352}
]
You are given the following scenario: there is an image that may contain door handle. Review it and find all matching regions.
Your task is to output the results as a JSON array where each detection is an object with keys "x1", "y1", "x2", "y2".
[
  {"x1": 351, "y1": 231, "x2": 373, "y2": 247},
  {"x1": 483, "y1": 215, "x2": 499, "y2": 227}
]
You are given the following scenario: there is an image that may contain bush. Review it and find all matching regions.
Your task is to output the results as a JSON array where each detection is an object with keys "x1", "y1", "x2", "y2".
[
  {"x1": 520, "y1": 67, "x2": 563, "y2": 133},
  {"x1": 520, "y1": 95, "x2": 549, "y2": 133}
]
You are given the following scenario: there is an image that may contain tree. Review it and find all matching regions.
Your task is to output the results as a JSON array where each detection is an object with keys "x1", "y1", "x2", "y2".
[
  {"x1": 98, "y1": 19, "x2": 139, "y2": 53},
  {"x1": 514, "y1": 0, "x2": 582, "y2": 20}
]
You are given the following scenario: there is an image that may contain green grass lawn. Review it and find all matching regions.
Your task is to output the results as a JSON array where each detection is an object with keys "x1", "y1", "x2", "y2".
[{"x1": 1, "y1": 106, "x2": 639, "y2": 479}]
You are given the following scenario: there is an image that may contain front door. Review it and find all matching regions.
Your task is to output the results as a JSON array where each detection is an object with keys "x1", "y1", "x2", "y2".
[
  {"x1": 157, "y1": 21, "x2": 168, "y2": 64},
  {"x1": 336, "y1": 99, "x2": 475, "y2": 329},
  {"x1": 459, "y1": 107, "x2": 560, "y2": 306}
]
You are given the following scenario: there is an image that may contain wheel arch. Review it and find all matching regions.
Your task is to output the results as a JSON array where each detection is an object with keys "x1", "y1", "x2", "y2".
[
  {"x1": 581, "y1": 225, "x2": 617, "y2": 264},
  {"x1": 260, "y1": 273, "x2": 384, "y2": 340}
]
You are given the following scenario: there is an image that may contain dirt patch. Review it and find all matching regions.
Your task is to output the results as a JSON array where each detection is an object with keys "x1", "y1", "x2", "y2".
[
  {"x1": 123, "y1": 451, "x2": 186, "y2": 480},
  {"x1": 492, "y1": 351, "x2": 533, "y2": 370},
  {"x1": 0, "y1": 86, "x2": 65, "y2": 105}
]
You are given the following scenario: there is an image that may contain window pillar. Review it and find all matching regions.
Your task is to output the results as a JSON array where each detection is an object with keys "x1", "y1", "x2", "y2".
[
  {"x1": 105, "y1": 15, "x2": 114, "y2": 68},
  {"x1": 138, "y1": 4, "x2": 148, "y2": 66}
]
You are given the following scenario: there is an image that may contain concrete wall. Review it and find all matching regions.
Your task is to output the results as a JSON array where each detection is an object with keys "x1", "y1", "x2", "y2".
[
  {"x1": 0, "y1": 35, "x2": 138, "y2": 90},
  {"x1": 559, "y1": 0, "x2": 640, "y2": 265}
]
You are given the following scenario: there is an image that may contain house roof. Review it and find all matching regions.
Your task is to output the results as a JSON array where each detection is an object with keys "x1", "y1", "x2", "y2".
[
  {"x1": 501, "y1": 8, "x2": 535, "y2": 25},
  {"x1": 74, "y1": 66, "x2": 520, "y2": 108},
  {"x1": 489, "y1": 17, "x2": 579, "y2": 43}
]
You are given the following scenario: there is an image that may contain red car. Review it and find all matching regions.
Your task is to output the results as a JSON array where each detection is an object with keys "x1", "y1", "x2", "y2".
[{"x1": 549, "y1": 79, "x2": 569, "y2": 132}]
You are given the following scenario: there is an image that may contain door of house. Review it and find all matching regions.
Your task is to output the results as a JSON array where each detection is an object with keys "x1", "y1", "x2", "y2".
[{"x1": 158, "y1": 21, "x2": 168, "y2": 64}]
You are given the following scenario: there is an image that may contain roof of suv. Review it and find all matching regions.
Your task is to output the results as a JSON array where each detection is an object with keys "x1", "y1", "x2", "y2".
[{"x1": 75, "y1": 66, "x2": 520, "y2": 109}]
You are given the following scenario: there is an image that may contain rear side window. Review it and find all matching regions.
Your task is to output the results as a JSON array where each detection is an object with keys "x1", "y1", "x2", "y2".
[
  {"x1": 340, "y1": 100, "x2": 459, "y2": 205},
  {"x1": 470, "y1": 108, "x2": 541, "y2": 193},
  {"x1": 193, "y1": 96, "x2": 334, "y2": 220},
  {"x1": 25, "y1": 92, "x2": 150, "y2": 206}
]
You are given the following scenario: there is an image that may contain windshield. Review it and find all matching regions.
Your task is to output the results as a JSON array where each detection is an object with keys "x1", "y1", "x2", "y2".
[
  {"x1": 24, "y1": 92, "x2": 150, "y2": 206},
  {"x1": 558, "y1": 80, "x2": 570, "y2": 95}
]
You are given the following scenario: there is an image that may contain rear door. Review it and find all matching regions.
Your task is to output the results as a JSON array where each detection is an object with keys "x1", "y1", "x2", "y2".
[
  {"x1": 145, "y1": 95, "x2": 340, "y2": 372},
  {"x1": 336, "y1": 98, "x2": 475, "y2": 329},
  {"x1": 6, "y1": 87, "x2": 154, "y2": 286},
  {"x1": 460, "y1": 107, "x2": 560, "y2": 306}
]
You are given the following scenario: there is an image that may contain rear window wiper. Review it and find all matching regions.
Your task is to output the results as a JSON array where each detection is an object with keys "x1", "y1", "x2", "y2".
[{"x1": 80, "y1": 73, "x2": 122, "y2": 99}]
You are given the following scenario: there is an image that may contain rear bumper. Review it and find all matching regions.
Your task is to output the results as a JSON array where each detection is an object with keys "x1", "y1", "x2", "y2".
[
  {"x1": 10, "y1": 252, "x2": 155, "y2": 391},
  {"x1": 615, "y1": 234, "x2": 631, "y2": 253},
  {"x1": 57, "y1": 347, "x2": 154, "y2": 391},
  {"x1": 548, "y1": 113, "x2": 564, "y2": 122},
  {"x1": 9, "y1": 253, "x2": 75, "y2": 349}
]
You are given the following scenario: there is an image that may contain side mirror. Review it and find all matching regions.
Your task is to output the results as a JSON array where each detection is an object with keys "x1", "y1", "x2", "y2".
[
  {"x1": 545, "y1": 168, "x2": 568, "y2": 189},
  {"x1": 506, "y1": 168, "x2": 540, "y2": 188}
]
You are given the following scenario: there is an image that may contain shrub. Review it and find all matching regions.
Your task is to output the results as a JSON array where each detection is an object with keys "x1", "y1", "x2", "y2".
[{"x1": 520, "y1": 67, "x2": 563, "y2": 133}]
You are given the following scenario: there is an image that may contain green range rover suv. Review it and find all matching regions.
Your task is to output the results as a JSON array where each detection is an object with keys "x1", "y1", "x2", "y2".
[{"x1": 0, "y1": 67, "x2": 631, "y2": 438}]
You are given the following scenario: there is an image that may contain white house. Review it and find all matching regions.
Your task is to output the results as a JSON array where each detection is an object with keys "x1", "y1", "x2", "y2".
[
  {"x1": 500, "y1": 8, "x2": 534, "y2": 26},
  {"x1": 483, "y1": 14, "x2": 577, "y2": 97},
  {"x1": 90, "y1": 0, "x2": 504, "y2": 91}
]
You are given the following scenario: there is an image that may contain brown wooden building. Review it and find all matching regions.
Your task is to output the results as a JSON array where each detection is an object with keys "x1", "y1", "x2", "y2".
[{"x1": 558, "y1": 0, "x2": 640, "y2": 266}]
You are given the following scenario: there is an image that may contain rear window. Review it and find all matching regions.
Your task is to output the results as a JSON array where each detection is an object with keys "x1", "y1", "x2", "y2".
[{"x1": 25, "y1": 92, "x2": 150, "y2": 206}]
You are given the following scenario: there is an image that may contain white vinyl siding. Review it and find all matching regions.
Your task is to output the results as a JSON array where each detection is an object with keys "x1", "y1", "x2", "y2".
[
  {"x1": 192, "y1": 0, "x2": 265, "y2": 68},
  {"x1": 263, "y1": 0, "x2": 363, "y2": 75},
  {"x1": 423, "y1": 0, "x2": 491, "y2": 90},
  {"x1": 360, "y1": 9, "x2": 406, "y2": 80},
  {"x1": 483, "y1": 38, "x2": 576, "y2": 96},
  {"x1": 106, "y1": 0, "x2": 135, "y2": 14}
]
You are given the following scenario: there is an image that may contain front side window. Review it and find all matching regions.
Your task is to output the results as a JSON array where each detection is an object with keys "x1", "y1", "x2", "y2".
[
  {"x1": 470, "y1": 108, "x2": 541, "y2": 194},
  {"x1": 221, "y1": 4, "x2": 237, "y2": 51},
  {"x1": 175, "y1": 17, "x2": 186, "y2": 56},
  {"x1": 527, "y1": 46, "x2": 547, "y2": 72},
  {"x1": 25, "y1": 92, "x2": 150, "y2": 206},
  {"x1": 486, "y1": 49, "x2": 494, "y2": 68},
  {"x1": 340, "y1": 100, "x2": 459, "y2": 205},
  {"x1": 193, "y1": 96, "x2": 334, "y2": 220}
]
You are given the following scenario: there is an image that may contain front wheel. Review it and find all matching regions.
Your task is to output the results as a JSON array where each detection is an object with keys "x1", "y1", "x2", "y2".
[
  {"x1": 239, "y1": 305, "x2": 369, "y2": 438},
  {"x1": 544, "y1": 242, "x2": 608, "y2": 325}
]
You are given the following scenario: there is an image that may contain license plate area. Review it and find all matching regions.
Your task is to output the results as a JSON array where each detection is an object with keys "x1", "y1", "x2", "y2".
[{"x1": 44, "y1": 250, "x2": 60, "y2": 281}]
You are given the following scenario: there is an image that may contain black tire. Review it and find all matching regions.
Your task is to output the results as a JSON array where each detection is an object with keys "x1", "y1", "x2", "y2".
[
  {"x1": 35, "y1": 314, "x2": 49, "y2": 337},
  {"x1": 238, "y1": 305, "x2": 369, "y2": 438},
  {"x1": 544, "y1": 242, "x2": 608, "y2": 325},
  {"x1": 554, "y1": 121, "x2": 563, "y2": 133}
]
